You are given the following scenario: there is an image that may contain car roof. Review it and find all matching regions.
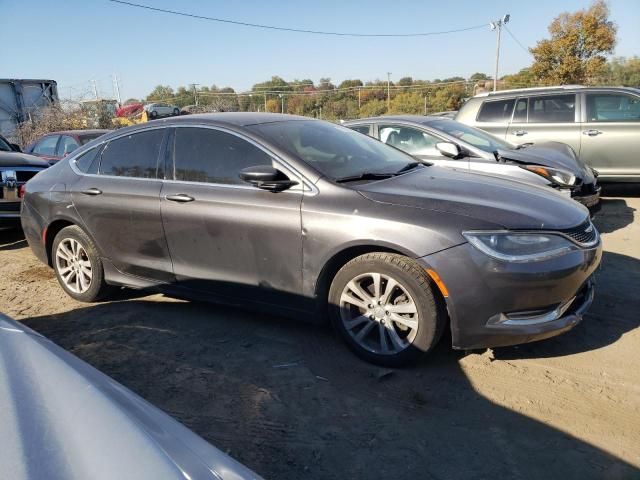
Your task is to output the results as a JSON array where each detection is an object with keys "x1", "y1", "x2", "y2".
[
  {"x1": 471, "y1": 85, "x2": 640, "y2": 99},
  {"x1": 42, "y1": 129, "x2": 111, "y2": 136}
]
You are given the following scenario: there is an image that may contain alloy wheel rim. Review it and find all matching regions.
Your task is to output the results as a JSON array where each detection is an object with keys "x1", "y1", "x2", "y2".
[
  {"x1": 339, "y1": 272, "x2": 418, "y2": 355},
  {"x1": 55, "y1": 238, "x2": 92, "y2": 294}
]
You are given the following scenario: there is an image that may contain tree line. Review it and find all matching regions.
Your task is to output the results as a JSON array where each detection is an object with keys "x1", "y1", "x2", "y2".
[{"x1": 131, "y1": 1, "x2": 636, "y2": 120}]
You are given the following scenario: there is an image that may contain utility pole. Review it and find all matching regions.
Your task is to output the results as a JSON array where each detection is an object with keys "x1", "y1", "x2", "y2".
[
  {"x1": 190, "y1": 84, "x2": 200, "y2": 106},
  {"x1": 279, "y1": 93, "x2": 284, "y2": 113},
  {"x1": 112, "y1": 74, "x2": 122, "y2": 104},
  {"x1": 490, "y1": 14, "x2": 510, "y2": 92},
  {"x1": 386, "y1": 72, "x2": 392, "y2": 112},
  {"x1": 91, "y1": 79, "x2": 99, "y2": 100},
  {"x1": 358, "y1": 87, "x2": 361, "y2": 110}
]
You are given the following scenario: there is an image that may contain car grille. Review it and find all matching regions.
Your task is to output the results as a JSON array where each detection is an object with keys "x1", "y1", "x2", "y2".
[
  {"x1": 0, "y1": 201, "x2": 21, "y2": 212},
  {"x1": 558, "y1": 220, "x2": 598, "y2": 246},
  {"x1": 16, "y1": 170, "x2": 38, "y2": 182}
]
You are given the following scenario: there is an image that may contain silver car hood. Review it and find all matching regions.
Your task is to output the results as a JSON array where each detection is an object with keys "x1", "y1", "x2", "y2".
[{"x1": 0, "y1": 314, "x2": 262, "y2": 480}]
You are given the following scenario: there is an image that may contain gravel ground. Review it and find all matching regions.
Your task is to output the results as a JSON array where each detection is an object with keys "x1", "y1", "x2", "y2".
[{"x1": 1, "y1": 187, "x2": 639, "y2": 480}]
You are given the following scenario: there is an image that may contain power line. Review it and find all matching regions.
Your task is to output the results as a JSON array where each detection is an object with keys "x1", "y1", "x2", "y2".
[
  {"x1": 108, "y1": 0, "x2": 487, "y2": 37},
  {"x1": 504, "y1": 25, "x2": 532, "y2": 56}
]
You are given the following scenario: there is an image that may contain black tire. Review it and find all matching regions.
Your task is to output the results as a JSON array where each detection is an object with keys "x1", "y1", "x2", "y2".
[
  {"x1": 328, "y1": 252, "x2": 445, "y2": 366},
  {"x1": 52, "y1": 225, "x2": 114, "y2": 302},
  {"x1": 173, "y1": 108, "x2": 180, "y2": 116},
  {"x1": 150, "y1": 110, "x2": 158, "y2": 118}
]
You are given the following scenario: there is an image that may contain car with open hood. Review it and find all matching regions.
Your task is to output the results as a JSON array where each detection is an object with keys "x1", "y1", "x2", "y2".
[
  {"x1": 21, "y1": 113, "x2": 601, "y2": 365},
  {"x1": 344, "y1": 115, "x2": 600, "y2": 211}
]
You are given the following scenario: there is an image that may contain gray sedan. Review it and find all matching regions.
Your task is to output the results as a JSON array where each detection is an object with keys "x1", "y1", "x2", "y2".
[
  {"x1": 21, "y1": 113, "x2": 601, "y2": 365},
  {"x1": 344, "y1": 115, "x2": 600, "y2": 210},
  {"x1": 0, "y1": 313, "x2": 262, "y2": 480}
]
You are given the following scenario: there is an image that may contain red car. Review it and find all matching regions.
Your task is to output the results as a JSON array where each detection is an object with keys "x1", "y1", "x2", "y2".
[{"x1": 25, "y1": 129, "x2": 110, "y2": 164}]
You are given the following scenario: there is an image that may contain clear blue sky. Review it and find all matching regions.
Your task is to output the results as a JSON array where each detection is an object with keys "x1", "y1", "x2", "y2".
[{"x1": 3, "y1": 0, "x2": 639, "y2": 101}]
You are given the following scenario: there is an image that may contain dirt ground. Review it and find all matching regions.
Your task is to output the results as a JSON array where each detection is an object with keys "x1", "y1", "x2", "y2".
[{"x1": 1, "y1": 186, "x2": 639, "y2": 480}]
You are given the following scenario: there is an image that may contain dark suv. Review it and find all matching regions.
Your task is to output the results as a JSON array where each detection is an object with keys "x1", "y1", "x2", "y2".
[{"x1": 456, "y1": 86, "x2": 640, "y2": 182}]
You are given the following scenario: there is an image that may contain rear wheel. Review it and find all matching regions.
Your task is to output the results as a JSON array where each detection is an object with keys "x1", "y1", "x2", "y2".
[
  {"x1": 150, "y1": 110, "x2": 158, "y2": 118},
  {"x1": 329, "y1": 252, "x2": 445, "y2": 366},
  {"x1": 52, "y1": 225, "x2": 113, "y2": 302},
  {"x1": 173, "y1": 107, "x2": 180, "y2": 116}
]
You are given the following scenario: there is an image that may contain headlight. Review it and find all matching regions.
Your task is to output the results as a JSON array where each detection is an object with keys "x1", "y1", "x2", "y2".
[
  {"x1": 520, "y1": 165, "x2": 577, "y2": 187},
  {"x1": 462, "y1": 231, "x2": 578, "y2": 262}
]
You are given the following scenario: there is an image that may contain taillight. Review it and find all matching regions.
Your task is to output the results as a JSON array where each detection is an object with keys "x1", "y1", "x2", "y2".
[{"x1": 19, "y1": 184, "x2": 26, "y2": 198}]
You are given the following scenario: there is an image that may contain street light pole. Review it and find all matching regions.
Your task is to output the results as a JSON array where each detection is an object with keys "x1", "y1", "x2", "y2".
[
  {"x1": 386, "y1": 72, "x2": 392, "y2": 112},
  {"x1": 490, "y1": 14, "x2": 510, "y2": 92}
]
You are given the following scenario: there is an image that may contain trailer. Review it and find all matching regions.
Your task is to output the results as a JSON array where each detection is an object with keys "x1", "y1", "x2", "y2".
[{"x1": 0, "y1": 79, "x2": 58, "y2": 140}]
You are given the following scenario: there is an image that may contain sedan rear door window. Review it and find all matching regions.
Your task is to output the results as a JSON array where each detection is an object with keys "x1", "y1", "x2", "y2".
[
  {"x1": 57, "y1": 135, "x2": 80, "y2": 156},
  {"x1": 172, "y1": 127, "x2": 272, "y2": 185},
  {"x1": 477, "y1": 99, "x2": 515, "y2": 122},
  {"x1": 528, "y1": 94, "x2": 576, "y2": 123},
  {"x1": 378, "y1": 125, "x2": 441, "y2": 156},
  {"x1": 33, "y1": 135, "x2": 60, "y2": 155},
  {"x1": 99, "y1": 129, "x2": 164, "y2": 178}
]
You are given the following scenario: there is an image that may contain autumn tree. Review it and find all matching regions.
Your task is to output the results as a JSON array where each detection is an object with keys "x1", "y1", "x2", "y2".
[
  {"x1": 146, "y1": 85, "x2": 174, "y2": 101},
  {"x1": 530, "y1": 0, "x2": 617, "y2": 84}
]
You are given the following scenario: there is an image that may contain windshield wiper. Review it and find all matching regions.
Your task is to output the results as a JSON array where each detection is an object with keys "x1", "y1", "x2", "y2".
[
  {"x1": 335, "y1": 172, "x2": 396, "y2": 183},
  {"x1": 395, "y1": 161, "x2": 424, "y2": 174}
]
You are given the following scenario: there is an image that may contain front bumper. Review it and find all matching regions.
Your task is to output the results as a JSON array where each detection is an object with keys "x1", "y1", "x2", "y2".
[
  {"x1": 572, "y1": 184, "x2": 601, "y2": 213},
  {"x1": 420, "y1": 240, "x2": 602, "y2": 350}
]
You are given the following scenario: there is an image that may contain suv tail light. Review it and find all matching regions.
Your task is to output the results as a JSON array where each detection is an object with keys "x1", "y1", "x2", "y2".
[{"x1": 19, "y1": 184, "x2": 26, "y2": 198}]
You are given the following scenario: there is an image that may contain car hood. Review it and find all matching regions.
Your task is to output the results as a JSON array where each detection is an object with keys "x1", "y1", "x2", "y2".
[
  {"x1": 0, "y1": 314, "x2": 262, "y2": 480},
  {"x1": 0, "y1": 151, "x2": 49, "y2": 168},
  {"x1": 356, "y1": 167, "x2": 589, "y2": 230},
  {"x1": 498, "y1": 142, "x2": 595, "y2": 184}
]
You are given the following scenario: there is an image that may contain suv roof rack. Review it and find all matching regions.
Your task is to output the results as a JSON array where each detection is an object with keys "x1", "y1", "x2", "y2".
[{"x1": 476, "y1": 85, "x2": 586, "y2": 97}]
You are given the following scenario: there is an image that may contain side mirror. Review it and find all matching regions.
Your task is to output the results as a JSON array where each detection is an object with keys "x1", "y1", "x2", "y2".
[
  {"x1": 436, "y1": 142, "x2": 461, "y2": 159},
  {"x1": 239, "y1": 165, "x2": 298, "y2": 192},
  {"x1": 10, "y1": 143, "x2": 21, "y2": 152}
]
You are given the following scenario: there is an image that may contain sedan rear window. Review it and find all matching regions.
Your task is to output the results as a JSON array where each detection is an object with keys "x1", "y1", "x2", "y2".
[{"x1": 477, "y1": 99, "x2": 515, "y2": 122}]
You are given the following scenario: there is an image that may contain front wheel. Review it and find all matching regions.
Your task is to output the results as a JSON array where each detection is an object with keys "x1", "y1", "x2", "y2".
[
  {"x1": 52, "y1": 225, "x2": 114, "y2": 302},
  {"x1": 173, "y1": 108, "x2": 180, "y2": 116},
  {"x1": 329, "y1": 253, "x2": 445, "y2": 366}
]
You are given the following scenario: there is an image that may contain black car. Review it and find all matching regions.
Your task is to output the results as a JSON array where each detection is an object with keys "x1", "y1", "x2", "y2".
[
  {"x1": 0, "y1": 134, "x2": 49, "y2": 229},
  {"x1": 21, "y1": 114, "x2": 601, "y2": 365}
]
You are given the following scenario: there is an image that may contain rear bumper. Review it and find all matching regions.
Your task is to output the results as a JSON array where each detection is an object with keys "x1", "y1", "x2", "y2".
[{"x1": 419, "y1": 241, "x2": 602, "y2": 350}]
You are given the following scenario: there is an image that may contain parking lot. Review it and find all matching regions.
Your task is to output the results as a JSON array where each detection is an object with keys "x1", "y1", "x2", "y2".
[{"x1": 1, "y1": 186, "x2": 638, "y2": 479}]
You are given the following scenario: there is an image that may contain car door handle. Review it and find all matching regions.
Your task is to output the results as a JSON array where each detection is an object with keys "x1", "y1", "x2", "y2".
[
  {"x1": 80, "y1": 188, "x2": 102, "y2": 196},
  {"x1": 583, "y1": 129, "x2": 602, "y2": 136},
  {"x1": 513, "y1": 130, "x2": 528, "y2": 136},
  {"x1": 165, "y1": 193, "x2": 195, "y2": 203}
]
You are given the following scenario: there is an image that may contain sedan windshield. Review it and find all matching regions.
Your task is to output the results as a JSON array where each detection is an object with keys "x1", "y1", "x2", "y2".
[
  {"x1": 429, "y1": 119, "x2": 513, "y2": 153},
  {"x1": 250, "y1": 120, "x2": 417, "y2": 180}
]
